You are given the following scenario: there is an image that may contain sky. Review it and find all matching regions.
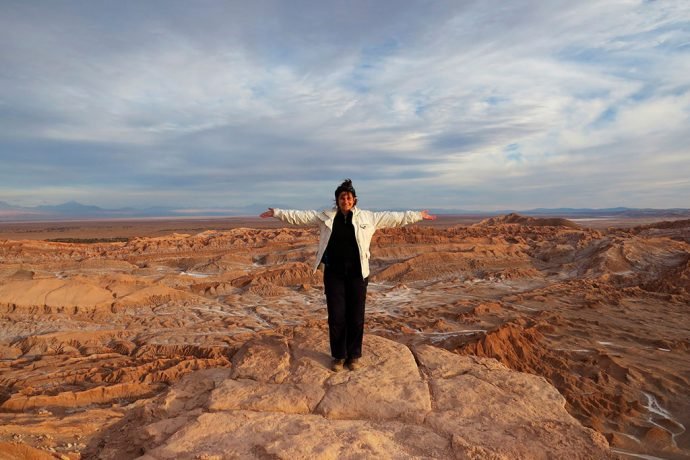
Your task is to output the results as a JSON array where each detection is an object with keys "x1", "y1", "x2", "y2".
[{"x1": 1, "y1": 0, "x2": 689, "y2": 213}]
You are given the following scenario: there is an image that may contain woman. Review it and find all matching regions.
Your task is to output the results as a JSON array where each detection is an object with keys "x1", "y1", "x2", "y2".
[{"x1": 260, "y1": 179, "x2": 436, "y2": 371}]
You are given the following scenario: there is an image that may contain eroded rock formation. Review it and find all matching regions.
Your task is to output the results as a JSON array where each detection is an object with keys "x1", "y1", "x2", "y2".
[{"x1": 1, "y1": 216, "x2": 689, "y2": 458}]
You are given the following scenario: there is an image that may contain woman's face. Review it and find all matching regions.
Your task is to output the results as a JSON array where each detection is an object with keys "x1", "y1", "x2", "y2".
[{"x1": 337, "y1": 191, "x2": 355, "y2": 214}]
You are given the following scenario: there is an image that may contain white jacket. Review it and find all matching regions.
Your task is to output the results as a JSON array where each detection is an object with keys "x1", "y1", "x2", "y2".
[{"x1": 273, "y1": 207, "x2": 423, "y2": 279}]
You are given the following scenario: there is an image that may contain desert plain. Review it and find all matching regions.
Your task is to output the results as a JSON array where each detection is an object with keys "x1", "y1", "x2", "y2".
[{"x1": 0, "y1": 214, "x2": 688, "y2": 459}]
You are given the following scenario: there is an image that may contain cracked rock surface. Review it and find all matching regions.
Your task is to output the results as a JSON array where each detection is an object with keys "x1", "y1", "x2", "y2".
[{"x1": 118, "y1": 328, "x2": 613, "y2": 460}]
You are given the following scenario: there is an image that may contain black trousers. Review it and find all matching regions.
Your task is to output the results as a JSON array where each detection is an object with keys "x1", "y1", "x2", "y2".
[{"x1": 323, "y1": 267, "x2": 368, "y2": 360}]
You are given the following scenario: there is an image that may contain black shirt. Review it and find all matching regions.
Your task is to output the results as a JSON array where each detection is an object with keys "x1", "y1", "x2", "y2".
[{"x1": 323, "y1": 210, "x2": 361, "y2": 276}]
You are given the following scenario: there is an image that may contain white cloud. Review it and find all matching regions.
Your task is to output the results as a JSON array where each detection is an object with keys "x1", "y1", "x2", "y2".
[{"x1": 1, "y1": 0, "x2": 689, "y2": 210}]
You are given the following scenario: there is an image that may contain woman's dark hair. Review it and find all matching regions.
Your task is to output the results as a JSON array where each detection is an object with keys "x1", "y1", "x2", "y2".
[
  {"x1": 334, "y1": 179, "x2": 358, "y2": 207},
  {"x1": 334, "y1": 179, "x2": 356, "y2": 199}
]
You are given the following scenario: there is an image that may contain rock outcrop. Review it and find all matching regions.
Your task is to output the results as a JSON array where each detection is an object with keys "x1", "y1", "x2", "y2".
[
  {"x1": 474, "y1": 213, "x2": 581, "y2": 229},
  {"x1": 86, "y1": 329, "x2": 611, "y2": 459}
]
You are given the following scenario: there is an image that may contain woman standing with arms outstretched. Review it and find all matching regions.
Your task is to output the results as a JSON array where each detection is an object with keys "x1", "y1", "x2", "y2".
[{"x1": 261, "y1": 179, "x2": 436, "y2": 372}]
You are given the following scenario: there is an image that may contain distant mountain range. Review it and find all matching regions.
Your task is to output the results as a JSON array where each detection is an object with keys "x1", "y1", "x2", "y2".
[
  {"x1": 491, "y1": 207, "x2": 690, "y2": 218},
  {"x1": 0, "y1": 201, "x2": 689, "y2": 222},
  {"x1": 0, "y1": 200, "x2": 228, "y2": 221}
]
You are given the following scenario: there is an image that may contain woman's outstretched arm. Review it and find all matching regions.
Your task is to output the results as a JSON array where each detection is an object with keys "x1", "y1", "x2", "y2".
[
  {"x1": 260, "y1": 208, "x2": 321, "y2": 226},
  {"x1": 371, "y1": 209, "x2": 436, "y2": 229}
]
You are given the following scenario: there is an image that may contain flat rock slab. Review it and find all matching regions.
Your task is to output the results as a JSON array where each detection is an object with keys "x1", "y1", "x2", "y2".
[
  {"x1": 140, "y1": 410, "x2": 451, "y2": 460},
  {"x1": 139, "y1": 328, "x2": 613, "y2": 459},
  {"x1": 314, "y1": 334, "x2": 431, "y2": 423},
  {"x1": 207, "y1": 379, "x2": 325, "y2": 414}
]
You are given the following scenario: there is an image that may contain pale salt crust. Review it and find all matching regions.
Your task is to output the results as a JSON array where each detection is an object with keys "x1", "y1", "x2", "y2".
[
  {"x1": 610, "y1": 449, "x2": 671, "y2": 460},
  {"x1": 643, "y1": 392, "x2": 686, "y2": 447},
  {"x1": 179, "y1": 271, "x2": 213, "y2": 278}
]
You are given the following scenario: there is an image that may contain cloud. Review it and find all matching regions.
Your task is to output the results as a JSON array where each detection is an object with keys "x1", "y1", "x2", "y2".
[{"x1": 1, "y1": 0, "x2": 689, "y2": 211}]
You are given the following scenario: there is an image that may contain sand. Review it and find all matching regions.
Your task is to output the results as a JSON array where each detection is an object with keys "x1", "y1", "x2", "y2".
[{"x1": 0, "y1": 215, "x2": 688, "y2": 459}]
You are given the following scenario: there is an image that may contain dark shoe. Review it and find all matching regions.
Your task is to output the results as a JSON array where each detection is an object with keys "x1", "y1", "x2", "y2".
[
  {"x1": 331, "y1": 358, "x2": 346, "y2": 372},
  {"x1": 346, "y1": 358, "x2": 361, "y2": 371}
]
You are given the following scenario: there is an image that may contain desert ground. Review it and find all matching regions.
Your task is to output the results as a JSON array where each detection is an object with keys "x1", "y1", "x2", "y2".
[{"x1": 0, "y1": 214, "x2": 688, "y2": 459}]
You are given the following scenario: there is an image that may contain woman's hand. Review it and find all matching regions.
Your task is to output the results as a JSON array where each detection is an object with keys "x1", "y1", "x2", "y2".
[
  {"x1": 421, "y1": 210, "x2": 437, "y2": 220},
  {"x1": 260, "y1": 208, "x2": 275, "y2": 218}
]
